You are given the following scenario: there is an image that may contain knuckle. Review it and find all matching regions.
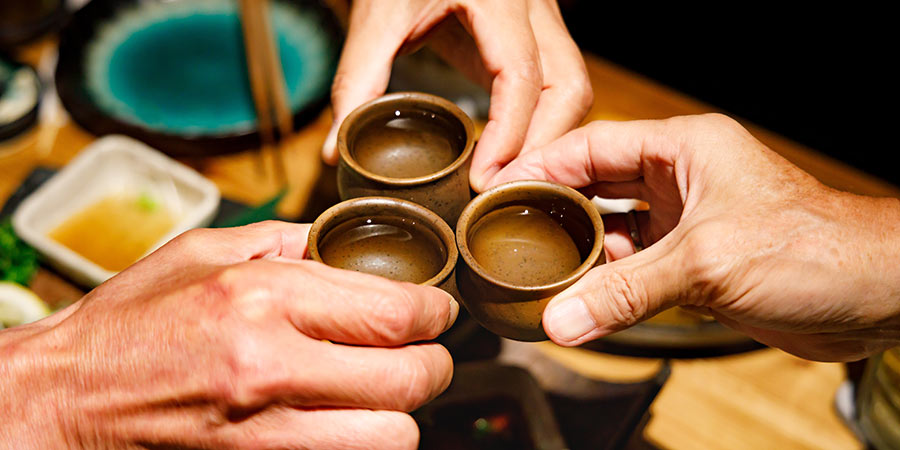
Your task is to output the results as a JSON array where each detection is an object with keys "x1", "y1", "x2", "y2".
[
  {"x1": 214, "y1": 335, "x2": 266, "y2": 411},
  {"x1": 170, "y1": 227, "x2": 210, "y2": 252},
  {"x1": 241, "y1": 219, "x2": 281, "y2": 232},
  {"x1": 360, "y1": 413, "x2": 419, "y2": 450},
  {"x1": 700, "y1": 112, "x2": 739, "y2": 128},
  {"x1": 679, "y1": 225, "x2": 733, "y2": 302},
  {"x1": 197, "y1": 266, "x2": 240, "y2": 305},
  {"x1": 592, "y1": 270, "x2": 649, "y2": 327},
  {"x1": 201, "y1": 262, "x2": 275, "y2": 321},
  {"x1": 330, "y1": 73, "x2": 382, "y2": 115},
  {"x1": 538, "y1": 149, "x2": 574, "y2": 184},
  {"x1": 578, "y1": 82, "x2": 594, "y2": 112},
  {"x1": 383, "y1": 414, "x2": 420, "y2": 450},
  {"x1": 330, "y1": 71, "x2": 351, "y2": 100},
  {"x1": 369, "y1": 287, "x2": 420, "y2": 343},
  {"x1": 213, "y1": 263, "x2": 246, "y2": 288},
  {"x1": 691, "y1": 112, "x2": 743, "y2": 136},
  {"x1": 198, "y1": 282, "x2": 268, "y2": 410},
  {"x1": 509, "y1": 57, "x2": 543, "y2": 87},
  {"x1": 544, "y1": 74, "x2": 593, "y2": 121},
  {"x1": 566, "y1": 73, "x2": 594, "y2": 112},
  {"x1": 205, "y1": 264, "x2": 250, "y2": 303},
  {"x1": 393, "y1": 350, "x2": 439, "y2": 411}
]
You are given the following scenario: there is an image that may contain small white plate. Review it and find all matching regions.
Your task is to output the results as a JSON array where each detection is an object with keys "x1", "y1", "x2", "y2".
[{"x1": 12, "y1": 135, "x2": 219, "y2": 287}]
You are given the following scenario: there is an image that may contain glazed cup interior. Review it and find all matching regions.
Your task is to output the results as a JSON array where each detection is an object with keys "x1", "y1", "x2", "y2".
[
  {"x1": 307, "y1": 197, "x2": 458, "y2": 287},
  {"x1": 337, "y1": 92, "x2": 474, "y2": 185},
  {"x1": 456, "y1": 180, "x2": 605, "y2": 293}
]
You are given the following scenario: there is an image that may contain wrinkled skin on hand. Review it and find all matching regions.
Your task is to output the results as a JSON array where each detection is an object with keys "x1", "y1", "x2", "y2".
[
  {"x1": 0, "y1": 221, "x2": 457, "y2": 449},
  {"x1": 323, "y1": 0, "x2": 593, "y2": 192},
  {"x1": 490, "y1": 114, "x2": 900, "y2": 362}
]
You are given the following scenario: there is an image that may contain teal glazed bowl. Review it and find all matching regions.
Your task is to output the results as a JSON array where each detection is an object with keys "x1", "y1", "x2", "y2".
[{"x1": 55, "y1": 0, "x2": 341, "y2": 156}]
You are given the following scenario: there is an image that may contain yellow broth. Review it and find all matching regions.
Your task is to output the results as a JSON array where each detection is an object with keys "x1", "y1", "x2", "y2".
[{"x1": 48, "y1": 193, "x2": 175, "y2": 272}]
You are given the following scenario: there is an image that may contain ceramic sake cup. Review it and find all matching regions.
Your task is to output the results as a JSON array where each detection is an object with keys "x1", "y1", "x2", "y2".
[
  {"x1": 336, "y1": 92, "x2": 475, "y2": 226},
  {"x1": 455, "y1": 181, "x2": 605, "y2": 341}
]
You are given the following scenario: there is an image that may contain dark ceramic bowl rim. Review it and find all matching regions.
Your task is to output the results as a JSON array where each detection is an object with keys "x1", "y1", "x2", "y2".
[
  {"x1": 54, "y1": 0, "x2": 341, "y2": 157},
  {"x1": 307, "y1": 196, "x2": 458, "y2": 287},
  {"x1": 0, "y1": 54, "x2": 41, "y2": 143},
  {"x1": 456, "y1": 180, "x2": 605, "y2": 292},
  {"x1": 0, "y1": 0, "x2": 67, "y2": 48},
  {"x1": 336, "y1": 91, "x2": 475, "y2": 186}
]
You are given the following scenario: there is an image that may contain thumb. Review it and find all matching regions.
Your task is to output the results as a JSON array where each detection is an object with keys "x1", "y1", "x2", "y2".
[{"x1": 542, "y1": 239, "x2": 688, "y2": 346}]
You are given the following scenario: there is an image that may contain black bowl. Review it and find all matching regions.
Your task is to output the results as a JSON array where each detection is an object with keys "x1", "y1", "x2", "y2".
[
  {"x1": 0, "y1": 53, "x2": 41, "y2": 142},
  {"x1": 0, "y1": 0, "x2": 68, "y2": 49},
  {"x1": 55, "y1": 0, "x2": 342, "y2": 157}
]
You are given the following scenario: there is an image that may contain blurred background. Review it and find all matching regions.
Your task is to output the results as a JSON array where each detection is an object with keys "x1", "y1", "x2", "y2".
[
  {"x1": 2, "y1": 1, "x2": 897, "y2": 449},
  {"x1": 560, "y1": 2, "x2": 896, "y2": 185},
  {"x1": 3, "y1": 0, "x2": 894, "y2": 185}
]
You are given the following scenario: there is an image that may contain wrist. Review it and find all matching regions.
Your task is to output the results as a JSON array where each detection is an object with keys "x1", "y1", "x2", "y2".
[
  {"x1": 875, "y1": 195, "x2": 900, "y2": 323},
  {"x1": 0, "y1": 308, "x2": 81, "y2": 448},
  {"x1": 837, "y1": 192, "x2": 900, "y2": 331}
]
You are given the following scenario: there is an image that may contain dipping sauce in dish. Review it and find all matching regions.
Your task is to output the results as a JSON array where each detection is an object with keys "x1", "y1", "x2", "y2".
[{"x1": 48, "y1": 193, "x2": 175, "y2": 272}]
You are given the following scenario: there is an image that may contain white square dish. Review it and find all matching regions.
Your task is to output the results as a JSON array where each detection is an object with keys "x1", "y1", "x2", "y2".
[{"x1": 12, "y1": 135, "x2": 220, "y2": 287}]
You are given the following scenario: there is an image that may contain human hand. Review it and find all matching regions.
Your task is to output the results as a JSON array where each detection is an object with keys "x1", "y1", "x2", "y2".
[
  {"x1": 0, "y1": 221, "x2": 457, "y2": 449},
  {"x1": 489, "y1": 114, "x2": 900, "y2": 362},
  {"x1": 322, "y1": 0, "x2": 592, "y2": 192}
]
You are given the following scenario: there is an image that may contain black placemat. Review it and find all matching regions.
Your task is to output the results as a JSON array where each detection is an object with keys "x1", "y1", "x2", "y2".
[
  {"x1": 415, "y1": 359, "x2": 668, "y2": 450},
  {"x1": 546, "y1": 367, "x2": 667, "y2": 450}
]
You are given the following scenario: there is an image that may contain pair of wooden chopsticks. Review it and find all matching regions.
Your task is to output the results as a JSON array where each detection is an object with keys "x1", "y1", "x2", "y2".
[{"x1": 238, "y1": 0, "x2": 289, "y2": 185}]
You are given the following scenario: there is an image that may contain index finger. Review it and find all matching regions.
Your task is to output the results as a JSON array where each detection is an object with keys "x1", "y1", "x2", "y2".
[
  {"x1": 159, "y1": 220, "x2": 311, "y2": 264},
  {"x1": 485, "y1": 119, "x2": 675, "y2": 189},
  {"x1": 322, "y1": 2, "x2": 423, "y2": 164},
  {"x1": 230, "y1": 259, "x2": 459, "y2": 347},
  {"x1": 463, "y1": 0, "x2": 543, "y2": 192},
  {"x1": 115, "y1": 221, "x2": 311, "y2": 291}
]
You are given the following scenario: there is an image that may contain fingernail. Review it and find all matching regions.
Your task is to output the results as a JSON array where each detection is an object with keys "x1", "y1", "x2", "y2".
[
  {"x1": 322, "y1": 125, "x2": 338, "y2": 159},
  {"x1": 444, "y1": 293, "x2": 459, "y2": 333},
  {"x1": 545, "y1": 297, "x2": 597, "y2": 342},
  {"x1": 471, "y1": 164, "x2": 500, "y2": 193}
]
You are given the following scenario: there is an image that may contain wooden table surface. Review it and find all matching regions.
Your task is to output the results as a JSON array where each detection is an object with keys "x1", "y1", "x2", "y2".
[{"x1": 3, "y1": 37, "x2": 896, "y2": 449}]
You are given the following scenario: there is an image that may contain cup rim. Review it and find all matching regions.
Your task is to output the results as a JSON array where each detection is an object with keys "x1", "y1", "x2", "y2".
[
  {"x1": 307, "y1": 196, "x2": 459, "y2": 287},
  {"x1": 336, "y1": 91, "x2": 475, "y2": 186},
  {"x1": 455, "y1": 180, "x2": 605, "y2": 292}
]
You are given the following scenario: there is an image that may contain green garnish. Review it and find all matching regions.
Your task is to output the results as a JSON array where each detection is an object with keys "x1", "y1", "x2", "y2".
[
  {"x1": 0, "y1": 219, "x2": 39, "y2": 286},
  {"x1": 137, "y1": 192, "x2": 158, "y2": 212}
]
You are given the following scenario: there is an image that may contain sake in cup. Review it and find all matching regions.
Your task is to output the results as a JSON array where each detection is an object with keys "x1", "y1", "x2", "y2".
[{"x1": 307, "y1": 196, "x2": 458, "y2": 298}]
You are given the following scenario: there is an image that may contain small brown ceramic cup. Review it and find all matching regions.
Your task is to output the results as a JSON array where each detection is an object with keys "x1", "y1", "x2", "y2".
[
  {"x1": 455, "y1": 181, "x2": 605, "y2": 341},
  {"x1": 336, "y1": 92, "x2": 475, "y2": 226},
  {"x1": 307, "y1": 196, "x2": 459, "y2": 298}
]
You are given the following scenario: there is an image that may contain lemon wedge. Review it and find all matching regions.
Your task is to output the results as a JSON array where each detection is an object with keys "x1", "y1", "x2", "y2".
[{"x1": 0, "y1": 281, "x2": 51, "y2": 329}]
